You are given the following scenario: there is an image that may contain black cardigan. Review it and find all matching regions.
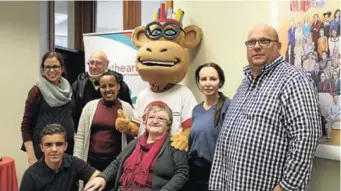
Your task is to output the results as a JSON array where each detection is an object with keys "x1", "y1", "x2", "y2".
[{"x1": 98, "y1": 135, "x2": 189, "y2": 191}]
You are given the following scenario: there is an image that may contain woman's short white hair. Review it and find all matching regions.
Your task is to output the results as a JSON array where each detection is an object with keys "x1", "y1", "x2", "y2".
[{"x1": 145, "y1": 104, "x2": 173, "y2": 130}]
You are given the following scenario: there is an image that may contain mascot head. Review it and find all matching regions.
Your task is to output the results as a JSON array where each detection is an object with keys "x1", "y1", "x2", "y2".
[{"x1": 132, "y1": 2, "x2": 202, "y2": 87}]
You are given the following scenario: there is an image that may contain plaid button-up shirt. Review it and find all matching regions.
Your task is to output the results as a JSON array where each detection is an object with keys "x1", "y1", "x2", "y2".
[{"x1": 209, "y1": 56, "x2": 322, "y2": 191}]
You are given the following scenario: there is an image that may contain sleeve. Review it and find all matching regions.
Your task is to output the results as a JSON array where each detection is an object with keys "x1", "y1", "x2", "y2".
[
  {"x1": 122, "y1": 101, "x2": 136, "y2": 142},
  {"x1": 279, "y1": 76, "x2": 322, "y2": 190},
  {"x1": 19, "y1": 170, "x2": 35, "y2": 191},
  {"x1": 74, "y1": 156, "x2": 97, "y2": 181},
  {"x1": 21, "y1": 86, "x2": 40, "y2": 142},
  {"x1": 97, "y1": 159, "x2": 120, "y2": 183},
  {"x1": 118, "y1": 81, "x2": 133, "y2": 107},
  {"x1": 161, "y1": 148, "x2": 189, "y2": 191},
  {"x1": 181, "y1": 88, "x2": 197, "y2": 129},
  {"x1": 73, "y1": 103, "x2": 91, "y2": 160},
  {"x1": 218, "y1": 99, "x2": 231, "y2": 126},
  {"x1": 98, "y1": 140, "x2": 136, "y2": 182},
  {"x1": 72, "y1": 80, "x2": 82, "y2": 133}
]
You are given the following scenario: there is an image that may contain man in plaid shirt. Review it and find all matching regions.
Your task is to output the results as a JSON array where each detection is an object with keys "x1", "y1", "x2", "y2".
[{"x1": 209, "y1": 24, "x2": 322, "y2": 191}]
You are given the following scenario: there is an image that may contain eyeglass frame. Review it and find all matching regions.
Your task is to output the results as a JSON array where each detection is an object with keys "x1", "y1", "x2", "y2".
[
  {"x1": 144, "y1": 21, "x2": 186, "y2": 41},
  {"x1": 244, "y1": 38, "x2": 279, "y2": 48},
  {"x1": 87, "y1": 60, "x2": 108, "y2": 68},
  {"x1": 146, "y1": 115, "x2": 169, "y2": 123},
  {"x1": 43, "y1": 65, "x2": 62, "y2": 71}
]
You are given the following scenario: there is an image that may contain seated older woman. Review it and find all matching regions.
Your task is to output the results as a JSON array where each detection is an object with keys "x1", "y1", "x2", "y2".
[{"x1": 84, "y1": 103, "x2": 189, "y2": 191}]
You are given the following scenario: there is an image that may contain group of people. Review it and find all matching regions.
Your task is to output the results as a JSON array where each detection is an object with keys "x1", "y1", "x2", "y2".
[
  {"x1": 19, "y1": 23, "x2": 322, "y2": 191},
  {"x1": 285, "y1": 9, "x2": 340, "y2": 95}
]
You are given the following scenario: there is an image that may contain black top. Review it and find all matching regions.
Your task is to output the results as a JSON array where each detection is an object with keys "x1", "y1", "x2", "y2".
[
  {"x1": 20, "y1": 154, "x2": 96, "y2": 191},
  {"x1": 33, "y1": 97, "x2": 74, "y2": 159}
]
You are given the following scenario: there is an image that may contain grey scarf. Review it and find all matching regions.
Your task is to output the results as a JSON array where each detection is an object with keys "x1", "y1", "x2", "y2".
[{"x1": 36, "y1": 75, "x2": 72, "y2": 107}]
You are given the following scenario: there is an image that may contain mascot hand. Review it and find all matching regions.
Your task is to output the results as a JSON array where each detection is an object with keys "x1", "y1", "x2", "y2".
[
  {"x1": 171, "y1": 128, "x2": 190, "y2": 151},
  {"x1": 115, "y1": 109, "x2": 138, "y2": 136},
  {"x1": 115, "y1": 109, "x2": 131, "y2": 133}
]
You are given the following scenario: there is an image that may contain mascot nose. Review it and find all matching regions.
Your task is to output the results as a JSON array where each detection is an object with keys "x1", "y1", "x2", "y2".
[{"x1": 146, "y1": 47, "x2": 168, "y2": 53}]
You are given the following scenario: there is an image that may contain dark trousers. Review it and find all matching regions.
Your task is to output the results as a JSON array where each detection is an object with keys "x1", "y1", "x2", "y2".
[
  {"x1": 88, "y1": 158, "x2": 115, "y2": 191},
  {"x1": 183, "y1": 162, "x2": 211, "y2": 191}
]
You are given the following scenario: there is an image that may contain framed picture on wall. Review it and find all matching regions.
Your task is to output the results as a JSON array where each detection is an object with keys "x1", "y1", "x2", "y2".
[{"x1": 271, "y1": 0, "x2": 340, "y2": 161}]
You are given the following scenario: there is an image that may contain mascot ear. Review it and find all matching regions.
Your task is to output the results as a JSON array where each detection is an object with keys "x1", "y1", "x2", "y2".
[
  {"x1": 132, "y1": 26, "x2": 149, "y2": 48},
  {"x1": 183, "y1": 25, "x2": 203, "y2": 48}
]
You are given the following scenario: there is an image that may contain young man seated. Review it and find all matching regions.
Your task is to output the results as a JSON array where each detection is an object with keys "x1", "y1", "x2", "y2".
[{"x1": 20, "y1": 124, "x2": 100, "y2": 191}]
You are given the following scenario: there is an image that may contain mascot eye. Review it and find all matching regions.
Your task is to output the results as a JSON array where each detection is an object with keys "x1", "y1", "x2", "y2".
[
  {"x1": 150, "y1": 29, "x2": 162, "y2": 36},
  {"x1": 164, "y1": 29, "x2": 177, "y2": 36}
]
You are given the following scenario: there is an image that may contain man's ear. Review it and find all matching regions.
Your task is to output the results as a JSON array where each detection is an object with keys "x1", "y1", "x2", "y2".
[
  {"x1": 132, "y1": 26, "x2": 149, "y2": 48},
  {"x1": 277, "y1": 42, "x2": 282, "y2": 51},
  {"x1": 183, "y1": 25, "x2": 203, "y2": 48}
]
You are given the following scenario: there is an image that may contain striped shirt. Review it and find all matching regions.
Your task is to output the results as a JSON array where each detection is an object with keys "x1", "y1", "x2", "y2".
[{"x1": 209, "y1": 56, "x2": 322, "y2": 191}]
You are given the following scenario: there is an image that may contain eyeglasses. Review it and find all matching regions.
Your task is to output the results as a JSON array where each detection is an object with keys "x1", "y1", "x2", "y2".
[
  {"x1": 43, "y1": 142, "x2": 65, "y2": 148},
  {"x1": 245, "y1": 39, "x2": 278, "y2": 48},
  {"x1": 147, "y1": 116, "x2": 168, "y2": 123},
  {"x1": 145, "y1": 21, "x2": 185, "y2": 41},
  {"x1": 87, "y1": 60, "x2": 105, "y2": 67},
  {"x1": 44, "y1": 65, "x2": 61, "y2": 71}
]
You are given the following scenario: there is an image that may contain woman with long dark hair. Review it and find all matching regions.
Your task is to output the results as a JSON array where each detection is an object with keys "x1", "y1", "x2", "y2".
[{"x1": 186, "y1": 62, "x2": 231, "y2": 191}]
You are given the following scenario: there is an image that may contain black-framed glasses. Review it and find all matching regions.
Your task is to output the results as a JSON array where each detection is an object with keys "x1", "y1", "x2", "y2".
[
  {"x1": 145, "y1": 21, "x2": 185, "y2": 41},
  {"x1": 245, "y1": 39, "x2": 278, "y2": 48},
  {"x1": 44, "y1": 65, "x2": 61, "y2": 71}
]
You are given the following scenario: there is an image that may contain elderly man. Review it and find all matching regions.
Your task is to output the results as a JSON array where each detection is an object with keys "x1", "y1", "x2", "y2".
[
  {"x1": 209, "y1": 24, "x2": 321, "y2": 191},
  {"x1": 72, "y1": 51, "x2": 132, "y2": 131}
]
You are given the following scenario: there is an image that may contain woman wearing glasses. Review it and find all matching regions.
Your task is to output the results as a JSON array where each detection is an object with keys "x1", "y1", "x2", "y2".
[
  {"x1": 83, "y1": 103, "x2": 189, "y2": 191},
  {"x1": 20, "y1": 51, "x2": 74, "y2": 166},
  {"x1": 185, "y1": 63, "x2": 230, "y2": 191}
]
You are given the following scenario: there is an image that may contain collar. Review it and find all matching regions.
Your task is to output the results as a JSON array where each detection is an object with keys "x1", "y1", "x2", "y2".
[
  {"x1": 100, "y1": 98, "x2": 119, "y2": 107},
  {"x1": 243, "y1": 56, "x2": 284, "y2": 82},
  {"x1": 38, "y1": 154, "x2": 71, "y2": 173}
]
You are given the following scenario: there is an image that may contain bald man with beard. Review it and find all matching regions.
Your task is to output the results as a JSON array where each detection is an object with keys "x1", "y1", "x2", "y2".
[
  {"x1": 72, "y1": 51, "x2": 133, "y2": 132},
  {"x1": 209, "y1": 24, "x2": 321, "y2": 191}
]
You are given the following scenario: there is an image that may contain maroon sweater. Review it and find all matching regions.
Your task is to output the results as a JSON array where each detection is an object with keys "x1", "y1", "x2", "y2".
[
  {"x1": 87, "y1": 99, "x2": 123, "y2": 171},
  {"x1": 21, "y1": 86, "x2": 41, "y2": 142}
]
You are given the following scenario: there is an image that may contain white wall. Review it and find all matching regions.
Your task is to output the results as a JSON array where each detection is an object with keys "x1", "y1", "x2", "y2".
[
  {"x1": 96, "y1": 0, "x2": 164, "y2": 32},
  {"x1": 0, "y1": 1, "x2": 48, "y2": 183},
  {"x1": 55, "y1": 1, "x2": 68, "y2": 48},
  {"x1": 174, "y1": 1, "x2": 340, "y2": 191},
  {"x1": 96, "y1": 1, "x2": 123, "y2": 32}
]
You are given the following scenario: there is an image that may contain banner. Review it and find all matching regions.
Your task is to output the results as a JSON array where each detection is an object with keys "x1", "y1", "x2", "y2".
[{"x1": 83, "y1": 30, "x2": 149, "y2": 107}]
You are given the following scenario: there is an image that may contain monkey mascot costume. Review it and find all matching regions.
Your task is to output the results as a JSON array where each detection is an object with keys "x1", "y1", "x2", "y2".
[{"x1": 116, "y1": 2, "x2": 202, "y2": 151}]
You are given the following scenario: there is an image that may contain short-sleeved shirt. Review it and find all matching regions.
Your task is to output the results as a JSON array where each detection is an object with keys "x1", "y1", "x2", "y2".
[
  {"x1": 132, "y1": 84, "x2": 197, "y2": 136},
  {"x1": 20, "y1": 154, "x2": 96, "y2": 191}
]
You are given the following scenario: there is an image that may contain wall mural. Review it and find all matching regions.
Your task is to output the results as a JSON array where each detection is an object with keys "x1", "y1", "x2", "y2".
[{"x1": 277, "y1": 0, "x2": 340, "y2": 159}]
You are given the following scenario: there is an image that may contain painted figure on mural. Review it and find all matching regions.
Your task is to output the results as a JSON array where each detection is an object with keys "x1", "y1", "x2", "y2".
[
  {"x1": 311, "y1": 14, "x2": 322, "y2": 47},
  {"x1": 330, "y1": 9, "x2": 340, "y2": 36}
]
